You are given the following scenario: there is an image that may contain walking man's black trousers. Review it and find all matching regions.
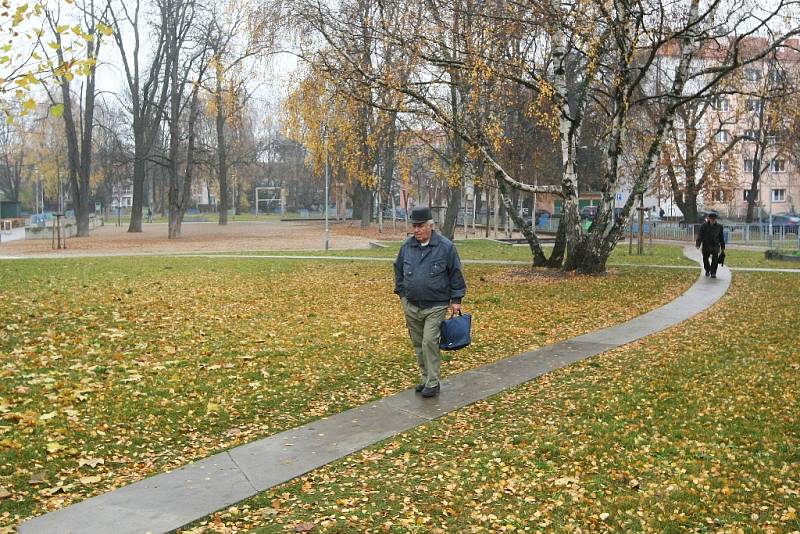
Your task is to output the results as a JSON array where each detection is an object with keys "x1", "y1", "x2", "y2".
[{"x1": 702, "y1": 246, "x2": 720, "y2": 276}]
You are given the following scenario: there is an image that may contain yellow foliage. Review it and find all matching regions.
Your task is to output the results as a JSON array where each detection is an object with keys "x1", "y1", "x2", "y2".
[
  {"x1": 283, "y1": 63, "x2": 382, "y2": 190},
  {"x1": 528, "y1": 80, "x2": 560, "y2": 141},
  {"x1": 448, "y1": 162, "x2": 462, "y2": 188}
]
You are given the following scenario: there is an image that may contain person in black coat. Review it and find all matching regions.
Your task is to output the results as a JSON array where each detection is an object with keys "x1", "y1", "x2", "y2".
[{"x1": 695, "y1": 212, "x2": 725, "y2": 278}]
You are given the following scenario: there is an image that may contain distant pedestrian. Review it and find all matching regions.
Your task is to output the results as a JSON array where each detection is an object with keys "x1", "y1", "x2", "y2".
[
  {"x1": 696, "y1": 212, "x2": 725, "y2": 278},
  {"x1": 394, "y1": 206, "x2": 467, "y2": 398},
  {"x1": 659, "y1": 207, "x2": 665, "y2": 219},
  {"x1": 147, "y1": 206, "x2": 153, "y2": 223}
]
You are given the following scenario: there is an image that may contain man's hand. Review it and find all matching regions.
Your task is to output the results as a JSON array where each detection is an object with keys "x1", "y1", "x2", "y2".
[{"x1": 450, "y1": 303, "x2": 462, "y2": 315}]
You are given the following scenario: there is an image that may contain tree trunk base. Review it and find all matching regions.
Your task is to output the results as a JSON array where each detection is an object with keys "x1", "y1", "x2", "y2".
[{"x1": 564, "y1": 238, "x2": 610, "y2": 274}]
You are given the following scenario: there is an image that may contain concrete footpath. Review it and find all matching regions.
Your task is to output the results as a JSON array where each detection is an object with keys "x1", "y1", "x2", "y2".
[{"x1": 19, "y1": 247, "x2": 731, "y2": 534}]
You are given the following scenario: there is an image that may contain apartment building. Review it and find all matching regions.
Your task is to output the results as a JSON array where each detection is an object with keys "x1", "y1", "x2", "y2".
[
  {"x1": 658, "y1": 37, "x2": 800, "y2": 220},
  {"x1": 708, "y1": 56, "x2": 798, "y2": 218}
]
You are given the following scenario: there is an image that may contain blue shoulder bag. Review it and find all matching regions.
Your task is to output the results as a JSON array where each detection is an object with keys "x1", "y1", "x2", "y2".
[{"x1": 439, "y1": 311, "x2": 472, "y2": 351}]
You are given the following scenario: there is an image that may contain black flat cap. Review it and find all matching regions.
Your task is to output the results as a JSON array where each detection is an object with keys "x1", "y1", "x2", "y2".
[{"x1": 409, "y1": 206, "x2": 433, "y2": 223}]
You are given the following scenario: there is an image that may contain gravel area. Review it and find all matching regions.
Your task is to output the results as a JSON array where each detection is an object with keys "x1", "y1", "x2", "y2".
[{"x1": 0, "y1": 220, "x2": 409, "y2": 257}]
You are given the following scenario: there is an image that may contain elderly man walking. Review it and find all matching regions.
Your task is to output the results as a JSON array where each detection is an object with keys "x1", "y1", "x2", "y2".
[
  {"x1": 394, "y1": 206, "x2": 467, "y2": 398},
  {"x1": 696, "y1": 211, "x2": 725, "y2": 278}
]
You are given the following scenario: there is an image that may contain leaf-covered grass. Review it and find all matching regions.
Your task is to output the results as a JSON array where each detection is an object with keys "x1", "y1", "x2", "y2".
[
  {"x1": 0, "y1": 257, "x2": 694, "y2": 528},
  {"x1": 195, "y1": 271, "x2": 799, "y2": 534}
]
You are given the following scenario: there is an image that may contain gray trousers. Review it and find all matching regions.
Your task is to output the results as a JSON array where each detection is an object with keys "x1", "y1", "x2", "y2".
[{"x1": 403, "y1": 298, "x2": 448, "y2": 388}]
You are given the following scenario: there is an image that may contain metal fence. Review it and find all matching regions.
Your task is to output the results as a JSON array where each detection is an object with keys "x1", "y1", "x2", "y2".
[
  {"x1": 455, "y1": 210, "x2": 800, "y2": 249},
  {"x1": 535, "y1": 218, "x2": 800, "y2": 249},
  {"x1": 711, "y1": 223, "x2": 800, "y2": 248}
]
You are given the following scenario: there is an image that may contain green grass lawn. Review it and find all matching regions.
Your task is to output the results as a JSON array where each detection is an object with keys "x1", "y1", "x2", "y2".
[
  {"x1": 220, "y1": 240, "x2": 697, "y2": 267},
  {"x1": 0, "y1": 257, "x2": 695, "y2": 529},
  {"x1": 232, "y1": 239, "x2": 800, "y2": 272},
  {"x1": 182, "y1": 271, "x2": 800, "y2": 534},
  {"x1": 607, "y1": 243, "x2": 694, "y2": 266},
  {"x1": 723, "y1": 248, "x2": 800, "y2": 269},
  {"x1": 210, "y1": 239, "x2": 524, "y2": 261}
]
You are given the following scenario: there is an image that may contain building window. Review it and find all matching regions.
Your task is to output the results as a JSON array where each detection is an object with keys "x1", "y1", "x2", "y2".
[
  {"x1": 715, "y1": 130, "x2": 730, "y2": 143},
  {"x1": 772, "y1": 189, "x2": 786, "y2": 202},
  {"x1": 744, "y1": 68, "x2": 761, "y2": 81},
  {"x1": 743, "y1": 190, "x2": 759, "y2": 201},
  {"x1": 712, "y1": 190, "x2": 728, "y2": 202},
  {"x1": 770, "y1": 159, "x2": 786, "y2": 173},
  {"x1": 768, "y1": 69, "x2": 786, "y2": 84},
  {"x1": 744, "y1": 159, "x2": 754, "y2": 172},
  {"x1": 743, "y1": 129, "x2": 758, "y2": 140},
  {"x1": 711, "y1": 97, "x2": 730, "y2": 111},
  {"x1": 746, "y1": 98, "x2": 763, "y2": 112},
  {"x1": 717, "y1": 160, "x2": 728, "y2": 172}
]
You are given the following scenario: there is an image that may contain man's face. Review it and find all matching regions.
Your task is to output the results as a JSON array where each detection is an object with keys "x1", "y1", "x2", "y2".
[
  {"x1": 412, "y1": 221, "x2": 433, "y2": 242},
  {"x1": 709, "y1": 217, "x2": 717, "y2": 225}
]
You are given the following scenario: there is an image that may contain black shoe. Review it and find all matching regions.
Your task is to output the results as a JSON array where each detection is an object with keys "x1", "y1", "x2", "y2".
[
  {"x1": 415, "y1": 383, "x2": 425, "y2": 393},
  {"x1": 705, "y1": 271, "x2": 710, "y2": 277},
  {"x1": 711, "y1": 274, "x2": 717, "y2": 278},
  {"x1": 421, "y1": 385, "x2": 440, "y2": 398}
]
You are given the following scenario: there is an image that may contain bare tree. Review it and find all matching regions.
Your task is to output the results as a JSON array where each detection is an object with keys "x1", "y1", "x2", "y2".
[
  {"x1": 0, "y1": 112, "x2": 27, "y2": 202},
  {"x1": 93, "y1": 103, "x2": 132, "y2": 213},
  {"x1": 660, "y1": 95, "x2": 742, "y2": 224},
  {"x1": 201, "y1": 0, "x2": 279, "y2": 225},
  {"x1": 158, "y1": 0, "x2": 211, "y2": 239},
  {"x1": 105, "y1": 0, "x2": 173, "y2": 233}
]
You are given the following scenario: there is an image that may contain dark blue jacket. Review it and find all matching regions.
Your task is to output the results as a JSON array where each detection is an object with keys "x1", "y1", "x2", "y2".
[{"x1": 393, "y1": 231, "x2": 466, "y2": 307}]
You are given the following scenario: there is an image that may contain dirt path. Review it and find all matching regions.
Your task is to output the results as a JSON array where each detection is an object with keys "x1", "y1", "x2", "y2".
[{"x1": 0, "y1": 220, "x2": 411, "y2": 257}]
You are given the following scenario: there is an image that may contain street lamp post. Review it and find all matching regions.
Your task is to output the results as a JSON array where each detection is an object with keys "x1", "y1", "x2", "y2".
[{"x1": 324, "y1": 141, "x2": 330, "y2": 251}]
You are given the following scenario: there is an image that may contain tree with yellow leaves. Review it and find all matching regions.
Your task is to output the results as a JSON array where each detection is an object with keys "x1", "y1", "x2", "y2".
[
  {"x1": 0, "y1": 0, "x2": 102, "y2": 121},
  {"x1": 284, "y1": 60, "x2": 382, "y2": 229},
  {"x1": 35, "y1": 0, "x2": 111, "y2": 236}
]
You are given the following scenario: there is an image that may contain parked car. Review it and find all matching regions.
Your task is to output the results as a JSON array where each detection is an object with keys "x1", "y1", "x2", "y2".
[
  {"x1": 768, "y1": 214, "x2": 800, "y2": 233},
  {"x1": 523, "y1": 209, "x2": 552, "y2": 227},
  {"x1": 381, "y1": 207, "x2": 407, "y2": 219},
  {"x1": 580, "y1": 205, "x2": 598, "y2": 220}
]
